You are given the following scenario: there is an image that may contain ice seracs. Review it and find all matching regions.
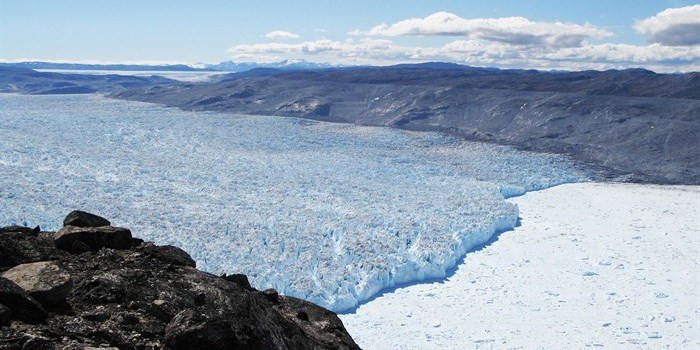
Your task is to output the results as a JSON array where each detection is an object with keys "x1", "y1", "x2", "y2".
[{"x1": 0, "y1": 94, "x2": 586, "y2": 311}]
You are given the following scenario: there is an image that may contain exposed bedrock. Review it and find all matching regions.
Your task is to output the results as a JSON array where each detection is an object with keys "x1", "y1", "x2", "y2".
[{"x1": 0, "y1": 212, "x2": 361, "y2": 350}]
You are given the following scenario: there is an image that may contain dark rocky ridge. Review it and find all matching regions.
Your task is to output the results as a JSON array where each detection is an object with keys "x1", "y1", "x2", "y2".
[
  {"x1": 0, "y1": 211, "x2": 361, "y2": 350},
  {"x1": 2, "y1": 64, "x2": 698, "y2": 184}
]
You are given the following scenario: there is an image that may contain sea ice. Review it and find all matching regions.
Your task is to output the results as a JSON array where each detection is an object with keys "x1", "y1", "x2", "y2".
[
  {"x1": 0, "y1": 93, "x2": 585, "y2": 311},
  {"x1": 340, "y1": 183, "x2": 700, "y2": 349}
]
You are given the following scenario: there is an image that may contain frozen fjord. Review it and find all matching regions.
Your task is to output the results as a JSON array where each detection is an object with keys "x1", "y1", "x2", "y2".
[{"x1": 0, "y1": 94, "x2": 586, "y2": 311}]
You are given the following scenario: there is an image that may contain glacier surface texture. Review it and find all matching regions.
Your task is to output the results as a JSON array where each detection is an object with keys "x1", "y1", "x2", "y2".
[{"x1": 0, "y1": 94, "x2": 587, "y2": 311}]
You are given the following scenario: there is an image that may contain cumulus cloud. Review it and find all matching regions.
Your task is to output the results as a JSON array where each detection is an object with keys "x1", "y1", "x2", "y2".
[
  {"x1": 634, "y1": 5, "x2": 700, "y2": 46},
  {"x1": 227, "y1": 36, "x2": 700, "y2": 72},
  {"x1": 264, "y1": 30, "x2": 300, "y2": 40},
  {"x1": 228, "y1": 38, "x2": 415, "y2": 64},
  {"x1": 351, "y1": 12, "x2": 611, "y2": 48},
  {"x1": 547, "y1": 43, "x2": 699, "y2": 64},
  {"x1": 228, "y1": 12, "x2": 700, "y2": 72}
]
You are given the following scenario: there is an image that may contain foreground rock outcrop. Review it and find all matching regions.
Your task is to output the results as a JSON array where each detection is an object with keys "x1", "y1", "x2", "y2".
[{"x1": 0, "y1": 211, "x2": 361, "y2": 350}]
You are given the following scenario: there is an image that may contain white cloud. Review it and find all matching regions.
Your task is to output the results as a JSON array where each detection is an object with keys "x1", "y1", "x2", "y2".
[
  {"x1": 227, "y1": 37, "x2": 700, "y2": 72},
  {"x1": 228, "y1": 38, "x2": 415, "y2": 64},
  {"x1": 547, "y1": 43, "x2": 699, "y2": 64},
  {"x1": 227, "y1": 12, "x2": 700, "y2": 72},
  {"x1": 264, "y1": 30, "x2": 301, "y2": 40},
  {"x1": 634, "y1": 5, "x2": 700, "y2": 46},
  {"x1": 351, "y1": 12, "x2": 611, "y2": 48}
]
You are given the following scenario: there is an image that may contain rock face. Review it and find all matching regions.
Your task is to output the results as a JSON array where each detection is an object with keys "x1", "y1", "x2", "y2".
[
  {"x1": 1, "y1": 261, "x2": 72, "y2": 308},
  {"x1": 0, "y1": 212, "x2": 361, "y2": 350},
  {"x1": 53, "y1": 225, "x2": 133, "y2": 253},
  {"x1": 0, "y1": 277, "x2": 47, "y2": 324}
]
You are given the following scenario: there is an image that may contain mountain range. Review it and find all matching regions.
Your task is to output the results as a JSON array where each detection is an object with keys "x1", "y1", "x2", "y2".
[
  {"x1": 1, "y1": 63, "x2": 698, "y2": 184},
  {"x1": 0, "y1": 59, "x2": 338, "y2": 72}
]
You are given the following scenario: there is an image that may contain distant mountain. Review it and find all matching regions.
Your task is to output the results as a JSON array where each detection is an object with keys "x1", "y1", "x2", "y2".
[
  {"x1": 112, "y1": 64, "x2": 700, "y2": 184},
  {"x1": 0, "y1": 66, "x2": 178, "y2": 94},
  {"x1": 1, "y1": 63, "x2": 698, "y2": 184},
  {"x1": 0, "y1": 59, "x2": 340, "y2": 73},
  {"x1": 203, "y1": 59, "x2": 340, "y2": 72},
  {"x1": 0, "y1": 61, "x2": 210, "y2": 72}
]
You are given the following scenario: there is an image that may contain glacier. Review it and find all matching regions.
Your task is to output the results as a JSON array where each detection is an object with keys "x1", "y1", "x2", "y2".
[{"x1": 0, "y1": 94, "x2": 588, "y2": 311}]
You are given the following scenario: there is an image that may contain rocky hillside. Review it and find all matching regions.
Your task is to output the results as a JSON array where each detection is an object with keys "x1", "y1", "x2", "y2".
[
  {"x1": 0, "y1": 211, "x2": 361, "y2": 350},
  {"x1": 111, "y1": 66, "x2": 700, "y2": 184},
  {"x1": 2, "y1": 64, "x2": 698, "y2": 184},
  {"x1": 0, "y1": 67, "x2": 177, "y2": 95}
]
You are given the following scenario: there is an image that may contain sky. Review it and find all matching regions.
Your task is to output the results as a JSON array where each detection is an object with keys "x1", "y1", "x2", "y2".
[{"x1": 1, "y1": 0, "x2": 699, "y2": 72}]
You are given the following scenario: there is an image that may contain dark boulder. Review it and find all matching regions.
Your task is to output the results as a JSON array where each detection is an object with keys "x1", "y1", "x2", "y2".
[
  {"x1": 1, "y1": 261, "x2": 72, "y2": 308},
  {"x1": 63, "y1": 210, "x2": 111, "y2": 228},
  {"x1": 53, "y1": 225, "x2": 132, "y2": 253},
  {"x1": 140, "y1": 243, "x2": 196, "y2": 267},
  {"x1": 0, "y1": 277, "x2": 48, "y2": 324}
]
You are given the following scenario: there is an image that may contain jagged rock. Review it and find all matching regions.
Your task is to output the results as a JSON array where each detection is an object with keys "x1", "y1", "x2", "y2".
[
  {"x1": 1, "y1": 261, "x2": 72, "y2": 307},
  {"x1": 53, "y1": 225, "x2": 132, "y2": 253},
  {"x1": 0, "y1": 303, "x2": 10, "y2": 327},
  {"x1": 63, "y1": 210, "x2": 111, "y2": 228},
  {"x1": 0, "y1": 213, "x2": 361, "y2": 349},
  {"x1": 0, "y1": 277, "x2": 47, "y2": 324}
]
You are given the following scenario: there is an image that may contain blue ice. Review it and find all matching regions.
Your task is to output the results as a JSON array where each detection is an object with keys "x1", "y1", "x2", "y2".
[{"x1": 0, "y1": 94, "x2": 587, "y2": 311}]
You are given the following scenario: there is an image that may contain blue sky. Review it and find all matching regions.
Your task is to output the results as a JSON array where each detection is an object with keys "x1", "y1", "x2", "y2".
[{"x1": 1, "y1": 0, "x2": 699, "y2": 71}]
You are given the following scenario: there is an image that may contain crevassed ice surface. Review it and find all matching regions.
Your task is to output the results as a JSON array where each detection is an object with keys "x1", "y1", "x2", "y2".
[{"x1": 0, "y1": 94, "x2": 587, "y2": 311}]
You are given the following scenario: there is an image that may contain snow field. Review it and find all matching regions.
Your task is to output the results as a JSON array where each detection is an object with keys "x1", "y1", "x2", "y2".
[
  {"x1": 0, "y1": 94, "x2": 585, "y2": 311},
  {"x1": 340, "y1": 183, "x2": 700, "y2": 349}
]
